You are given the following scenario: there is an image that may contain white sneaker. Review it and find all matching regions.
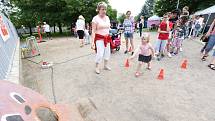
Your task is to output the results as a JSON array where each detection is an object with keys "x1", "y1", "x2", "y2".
[
  {"x1": 104, "y1": 66, "x2": 111, "y2": 71},
  {"x1": 167, "y1": 53, "x2": 172, "y2": 58},
  {"x1": 155, "y1": 52, "x2": 159, "y2": 56},
  {"x1": 95, "y1": 68, "x2": 100, "y2": 74},
  {"x1": 180, "y1": 47, "x2": 183, "y2": 52}
]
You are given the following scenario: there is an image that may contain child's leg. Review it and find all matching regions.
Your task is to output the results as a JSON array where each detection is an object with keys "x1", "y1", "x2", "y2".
[
  {"x1": 167, "y1": 39, "x2": 171, "y2": 53},
  {"x1": 136, "y1": 62, "x2": 143, "y2": 73},
  {"x1": 171, "y1": 46, "x2": 175, "y2": 53},
  {"x1": 201, "y1": 42, "x2": 208, "y2": 53},
  {"x1": 175, "y1": 47, "x2": 180, "y2": 54},
  {"x1": 160, "y1": 40, "x2": 168, "y2": 56},
  {"x1": 190, "y1": 29, "x2": 194, "y2": 37},
  {"x1": 84, "y1": 36, "x2": 87, "y2": 44},
  {"x1": 155, "y1": 40, "x2": 162, "y2": 54},
  {"x1": 147, "y1": 62, "x2": 151, "y2": 70},
  {"x1": 177, "y1": 38, "x2": 183, "y2": 54},
  {"x1": 88, "y1": 35, "x2": 91, "y2": 44},
  {"x1": 85, "y1": 35, "x2": 89, "y2": 44}
]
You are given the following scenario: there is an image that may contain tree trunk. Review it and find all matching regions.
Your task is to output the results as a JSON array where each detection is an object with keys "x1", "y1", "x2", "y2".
[
  {"x1": 29, "y1": 26, "x2": 32, "y2": 35},
  {"x1": 58, "y1": 22, "x2": 62, "y2": 34},
  {"x1": 54, "y1": 23, "x2": 56, "y2": 33}
]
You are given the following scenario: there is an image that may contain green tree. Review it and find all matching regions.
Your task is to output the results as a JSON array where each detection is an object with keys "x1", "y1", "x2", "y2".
[
  {"x1": 154, "y1": 0, "x2": 215, "y2": 16},
  {"x1": 117, "y1": 13, "x2": 126, "y2": 24},
  {"x1": 11, "y1": 0, "x2": 48, "y2": 34},
  {"x1": 44, "y1": 0, "x2": 68, "y2": 33},
  {"x1": 65, "y1": 0, "x2": 117, "y2": 23},
  {"x1": 139, "y1": 0, "x2": 155, "y2": 18},
  {"x1": 107, "y1": 5, "x2": 117, "y2": 21},
  {"x1": 0, "y1": 1, "x2": 17, "y2": 17},
  {"x1": 10, "y1": 0, "x2": 117, "y2": 35}
]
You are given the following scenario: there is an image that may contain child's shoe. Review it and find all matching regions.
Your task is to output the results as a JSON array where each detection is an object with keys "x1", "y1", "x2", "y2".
[
  {"x1": 172, "y1": 53, "x2": 178, "y2": 56},
  {"x1": 135, "y1": 72, "x2": 140, "y2": 77},
  {"x1": 167, "y1": 53, "x2": 172, "y2": 58},
  {"x1": 147, "y1": 66, "x2": 152, "y2": 70},
  {"x1": 161, "y1": 53, "x2": 165, "y2": 57}
]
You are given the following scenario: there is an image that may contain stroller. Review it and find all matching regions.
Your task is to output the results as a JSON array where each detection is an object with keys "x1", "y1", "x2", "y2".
[{"x1": 109, "y1": 29, "x2": 121, "y2": 52}]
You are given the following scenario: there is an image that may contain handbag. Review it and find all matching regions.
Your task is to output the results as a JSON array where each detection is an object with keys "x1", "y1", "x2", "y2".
[{"x1": 201, "y1": 35, "x2": 209, "y2": 42}]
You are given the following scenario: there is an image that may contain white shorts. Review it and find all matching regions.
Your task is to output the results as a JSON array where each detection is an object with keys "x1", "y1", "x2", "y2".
[{"x1": 95, "y1": 40, "x2": 111, "y2": 63}]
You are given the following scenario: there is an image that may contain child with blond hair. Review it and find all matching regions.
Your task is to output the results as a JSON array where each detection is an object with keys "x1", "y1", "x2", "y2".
[{"x1": 130, "y1": 33, "x2": 155, "y2": 77}]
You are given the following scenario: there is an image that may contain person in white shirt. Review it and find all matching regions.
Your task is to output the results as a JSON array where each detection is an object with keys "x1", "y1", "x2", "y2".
[
  {"x1": 194, "y1": 16, "x2": 201, "y2": 37},
  {"x1": 43, "y1": 22, "x2": 52, "y2": 40},
  {"x1": 139, "y1": 16, "x2": 144, "y2": 37},
  {"x1": 76, "y1": 15, "x2": 85, "y2": 47},
  {"x1": 199, "y1": 15, "x2": 204, "y2": 31},
  {"x1": 91, "y1": 2, "x2": 111, "y2": 74}
]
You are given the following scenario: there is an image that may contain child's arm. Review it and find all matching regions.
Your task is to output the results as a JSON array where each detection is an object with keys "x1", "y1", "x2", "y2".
[
  {"x1": 149, "y1": 44, "x2": 155, "y2": 56},
  {"x1": 158, "y1": 28, "x2": 169, "y2": 34},
  {"x1": 129, "y1": 46, "x2": 140, "y2": 60}
]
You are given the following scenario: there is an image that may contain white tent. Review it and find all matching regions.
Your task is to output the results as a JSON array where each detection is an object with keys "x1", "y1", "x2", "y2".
[
  {"x1": 147, "y1": 15, "x2": 161, "y2": 29},
  {"x1": 193, "y1": 5, "x2": 215, "y2": 33},
  {"x1": 148, "y1": 15, "x2": 160, "y2": 21},
  {"x1": 194, "y1": 5, "x2": 215, "y2": 15}
]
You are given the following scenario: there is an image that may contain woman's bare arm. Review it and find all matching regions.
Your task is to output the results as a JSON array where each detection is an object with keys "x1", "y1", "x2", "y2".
[
  {"x1": 91, "y1": 22, "x2": 97, "y2": 48},
  {"x1": 158, "y1": 28, "x2": 169, "y2": 34}
]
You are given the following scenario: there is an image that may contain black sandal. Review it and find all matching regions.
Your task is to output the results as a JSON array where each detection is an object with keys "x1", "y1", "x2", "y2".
[
  {"x1": 208, "y1": 64, "x2": 215, "y2": 70},
  {"x1": 201, "y1": 55, "x2": 208, "y2": 61}
]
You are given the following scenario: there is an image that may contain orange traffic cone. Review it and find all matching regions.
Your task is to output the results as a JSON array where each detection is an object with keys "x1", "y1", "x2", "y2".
[
  {"x1": 129, "y1": 46, "x2": 132, "y2": 52},
  {"x1": 181, "y1": 60, "x2": 188, "y2": 69},
  {"x1": 157, "y1": 69, "x2": 164, "y2": 80},
  {"x1": 125, "y1": 59, "x2": 130, "y2": 68}
]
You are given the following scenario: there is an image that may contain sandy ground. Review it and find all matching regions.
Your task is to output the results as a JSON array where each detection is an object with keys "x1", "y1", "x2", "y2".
[{"x1": 21, "y1": 32, "x2": 215, "y2": 121}]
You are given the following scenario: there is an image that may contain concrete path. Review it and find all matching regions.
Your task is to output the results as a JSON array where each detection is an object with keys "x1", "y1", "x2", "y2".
[{"x1": 21, "y1": 32, "x2": 215, "y2": 121}]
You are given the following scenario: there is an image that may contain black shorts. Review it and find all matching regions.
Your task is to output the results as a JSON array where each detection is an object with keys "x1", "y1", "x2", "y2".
[
  {"x1": 77, "y1": 30, "x2": 84, "y2": 39},
  {"x1": 138, "y1": 54, "x2": 152, "y2": 63},
  {"x1": 46, "y1": 32, "x2": 51, "y2": 36}
]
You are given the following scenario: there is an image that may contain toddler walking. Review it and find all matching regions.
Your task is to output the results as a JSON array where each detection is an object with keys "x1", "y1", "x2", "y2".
[{"x1": 130, "y1": 33, "x2": 155, "y2": 77}]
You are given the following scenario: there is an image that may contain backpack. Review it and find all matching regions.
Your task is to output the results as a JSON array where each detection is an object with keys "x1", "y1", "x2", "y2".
[{"x1": 195, "y1": 21, "x2": 201, "y2": 29}]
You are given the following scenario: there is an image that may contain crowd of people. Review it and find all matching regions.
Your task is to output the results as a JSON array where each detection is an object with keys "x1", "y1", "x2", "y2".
[{"x1": 73, "y1": 2, "x2": 215, "y2": 75}]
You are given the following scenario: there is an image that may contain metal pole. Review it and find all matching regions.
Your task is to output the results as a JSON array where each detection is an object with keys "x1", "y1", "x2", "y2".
[
  {"x1": 177, "y1": 0, "x2": 180, "y2": 9},
  {"x1": 202, "y1": 13, "x2": 211, "y2": 34}
]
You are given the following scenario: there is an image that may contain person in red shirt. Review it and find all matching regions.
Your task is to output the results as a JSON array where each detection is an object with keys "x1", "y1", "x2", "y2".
[{"x1": 155, "y1": 13, "x2": 171, "y2": 60}]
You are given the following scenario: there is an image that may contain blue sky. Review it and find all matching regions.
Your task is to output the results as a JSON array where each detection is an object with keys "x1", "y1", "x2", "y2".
[{"x1": 109, "y1": 0, "x2": 146, "y2": 16}]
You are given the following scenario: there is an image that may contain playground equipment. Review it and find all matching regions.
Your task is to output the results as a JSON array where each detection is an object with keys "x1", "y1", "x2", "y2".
[{"x1": 21, "y1": 36, "x2": 40, "y2": 58}]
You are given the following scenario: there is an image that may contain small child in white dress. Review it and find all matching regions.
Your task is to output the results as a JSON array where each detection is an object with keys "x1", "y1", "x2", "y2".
[{"x1": 85, "y1": 24, "x2": 91, "y2": 45}]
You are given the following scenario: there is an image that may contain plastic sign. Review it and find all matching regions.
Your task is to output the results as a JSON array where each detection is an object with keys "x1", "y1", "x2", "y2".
[{"x1": 0, "y1": 15, "x2": 10, "y2": 42}]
